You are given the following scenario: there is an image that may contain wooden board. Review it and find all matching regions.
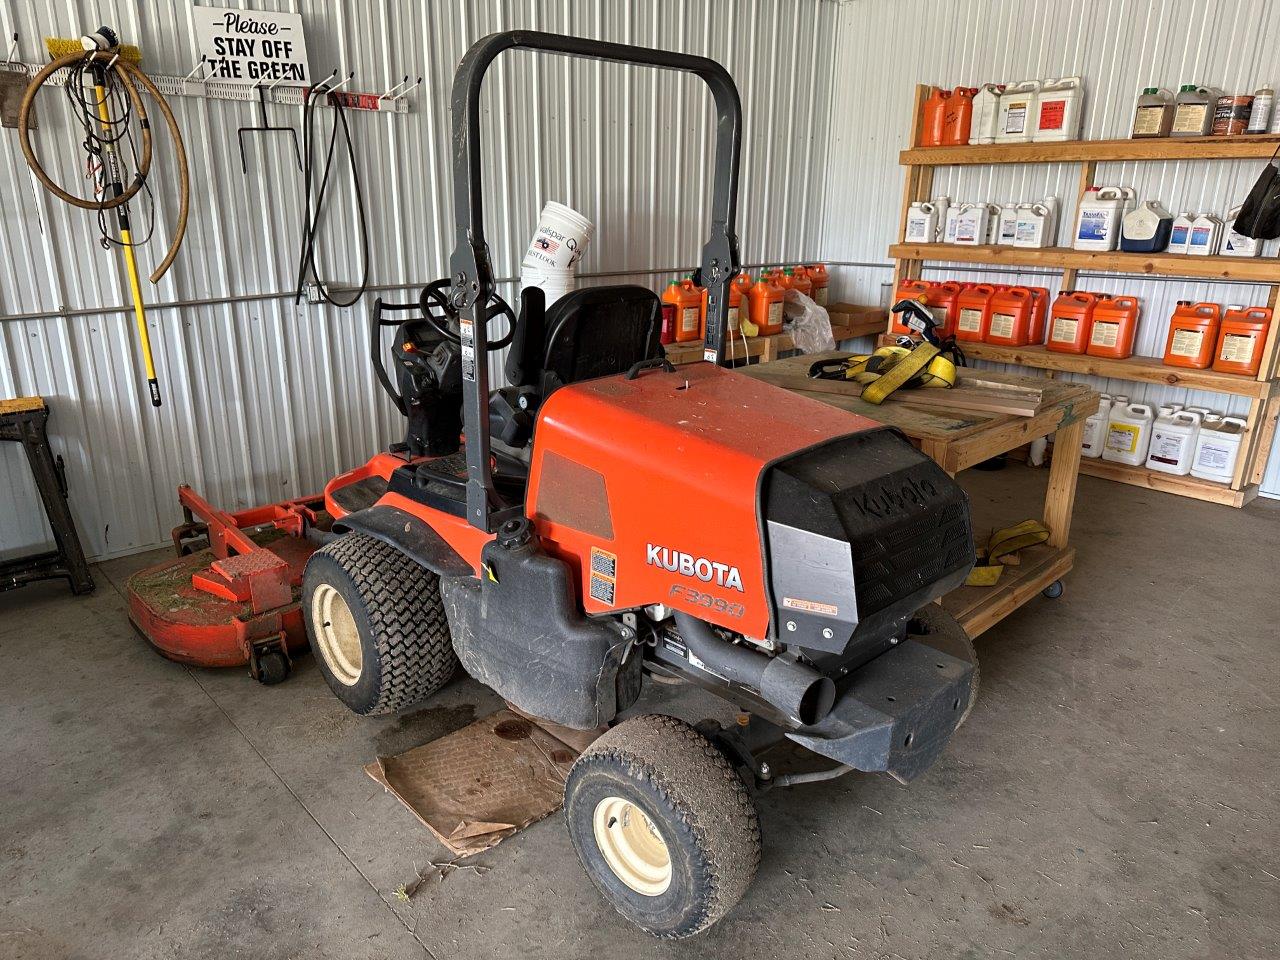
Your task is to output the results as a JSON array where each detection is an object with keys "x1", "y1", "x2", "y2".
[
  {"x1": 959, "y1": 342, "x2": 1273, "y2": 399},
  {"x1": 888, "y1": 242, "x2": 1280, "y2": 283},
  {"x1": 827, "y1": 303, "x2": 889, "y2": 338},
  {"x1": 1077, "y1": 458, "x2": 1258, "y2": 507},
  {"x1": 0, "y1": 397, "x2": 45, "y2": 415},
  {"x1": 940, "y1": 544, "x2": 1075, "y2": 638},
  {"x1": 900, "y1": 134, "x2": 1280, "y2": 166}
]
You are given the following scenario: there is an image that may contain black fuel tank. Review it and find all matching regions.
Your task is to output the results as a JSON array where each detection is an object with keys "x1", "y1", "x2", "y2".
[{"x1": 760, "y1": 428, "x2": 974, "y2": 664}]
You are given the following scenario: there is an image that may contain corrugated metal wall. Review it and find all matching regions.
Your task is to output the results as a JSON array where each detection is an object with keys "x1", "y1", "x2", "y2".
[
  {"x1": 821, "y1": 0, "x2": 1280, "y2": 498},
  {"x1": 0, "y1": 0, "x2": 841, "y2": 561}
]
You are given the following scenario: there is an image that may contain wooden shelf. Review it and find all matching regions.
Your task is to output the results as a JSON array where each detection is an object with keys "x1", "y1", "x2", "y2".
[
  {"x1": 1077, "y1": 458, "x2": 1258, "y2": 507},
  {"x1": 889, "y1": 243, "x2": 1280, "y2": 283},
  {"x1": 901, "y1": 135, "x2": 1280, "y2": 166},
  {"x1": 958, "y1": 342, "x2": 1274, "y2": 398},
  {"x1": 941, "y1": 543, "x2": 1074, "y2": 638}
]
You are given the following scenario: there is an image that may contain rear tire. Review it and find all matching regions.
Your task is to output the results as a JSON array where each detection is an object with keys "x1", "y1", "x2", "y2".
[
  {"x1": 564, "y1": 714, "x2": 760, "y2": 939},
  {"x1": 302, "y1": 532, "x2": 457, "y2": 715}
]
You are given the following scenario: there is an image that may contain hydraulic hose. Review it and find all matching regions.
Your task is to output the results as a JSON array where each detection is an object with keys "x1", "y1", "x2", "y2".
[
  {"x1": 672, "y1": 611, "x2": 836, "y2": 726},
  {"x1": 18, "y1": 50, "x2": 190, "y2": 283}
]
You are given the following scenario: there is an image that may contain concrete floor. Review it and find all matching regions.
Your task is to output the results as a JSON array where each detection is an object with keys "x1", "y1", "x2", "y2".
[{"x1": 2, "y1": 466, "x2": 1278, "y2": 960}]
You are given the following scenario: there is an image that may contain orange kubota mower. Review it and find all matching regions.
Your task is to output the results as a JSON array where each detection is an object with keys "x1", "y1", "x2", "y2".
[{"x1": 315, "y1": 32, "x2": 976, "y2": 939}]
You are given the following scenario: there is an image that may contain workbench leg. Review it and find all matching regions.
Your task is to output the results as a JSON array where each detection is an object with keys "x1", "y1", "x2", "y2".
[
  {"x1": 1043, "y1": 419, "x2": 1084, "y2": 550},
  {"x1": 21, "y1": 413, "x2": 95, "y2": 595}
]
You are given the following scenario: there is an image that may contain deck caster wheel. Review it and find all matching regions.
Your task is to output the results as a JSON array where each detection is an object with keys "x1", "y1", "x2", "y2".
[
  {"x1": 564, "y1": 714, "x2": 760, "y2": 939},
  {"x1": 1042, "y1": 579, "x2": 1064, "y2": 600},
  {"x1": 252, "y1": 649, "x2": 290, "y2": 685}
]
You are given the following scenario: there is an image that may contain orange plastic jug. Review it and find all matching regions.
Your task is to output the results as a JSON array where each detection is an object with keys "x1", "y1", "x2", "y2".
[
  {"x1": 925, "y1": 280, "x2": 963, "y2": 337},
  {"x1": 805, "y1": 263, "x2": 830, "y2": 305},
  {"x1": 942, "y1": 86, "x2": 977, "y2": 145},
  {"x1": 1026, "y1": 286, "x2": 1050, "y2": 343},
  {"x1": 1163, "y1": 301, "x2": 1221, "y2": 369},
  {"x1": 1086, "y1": 295, "x2": 1141, "y2": 359},
  {"x1": 1213, "y1": 306, "x2": 1272, "y2": 376},
  {"x1": 1046, "y1": 291, "x2": 1099, "y2": 353},
  {"x1": 663, "y1": 278, "x2": 704, "y2": 343},
  {"x1": 955, "y1": 283, "x2": 998, "y2": 342},
  {"x1": 921, "y1": 87, "x2": 950, "y2": 146},
  {"x1": 724, "y1": 272, "x2": 753, "y2": 334},
  {"x1": 986, "y1": 286, "x2": 1037, "y2": 345},
  {"x1": 890, "y1": 279, "x2": 934, "y2": 334},
  {"x1": 748, "y1": 274, "x2": 785, "y2": 336},
  {"x1": 786, "y1": 266, "x2": 813, "y2": 299}
]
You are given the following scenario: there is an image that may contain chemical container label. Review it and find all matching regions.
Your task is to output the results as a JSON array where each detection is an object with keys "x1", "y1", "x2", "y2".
[
  {"x1": 958, "y1": 307, "x2": 983, "y2": 332},
  {"x1": 1050, "y1": 316, "x2": 1079, "y2": 342},
  {"x1": 727, "y1": 306, "x2": 739, "y2": 331},
  {"x1": 1172, "y1": 104, "x2": 1208, "y2": 133},
  {"x1": 1169, "y1": 223, "x2": 1190, "y2": 246},
  {"x1": 768, "y1": 301, "x2": 782, "y2": 324},
  {"x1": 1169, "y1": 328, "x2": 1206, "y2": 357},
  {"x1": 1220, "y1": 333, "x2": 1258, "y2": 362},
  {"x1": 1090, "y1": 321, "x2": 1119, "y2": 348},
  {"x1": 1014, "y1": 219, "x2": 1039, "y2": 244},
  {"x1": 1106, "y1": 423, "x2": 1140, "y2": 453},
  {"x1": 815, "y1": 287, "x2": 828, "y2": 306},
  {"x1": 681, "y1": 307, "x2": 699, "y2": 334},
  {"x1": 1149, "y1": 433, "x2": 1188, "y2": 465},
  {"x1": 1038, "y1": 99, "x2": 1066, "y2": 130},
  {"x1": 1003, "y1": 101, "x2": 1029, "y2": 134},
  {"x1": 1133, "y1": 106, "x2": 1166, "y2": 135},
  {"x1": 1076, "y1": 210, "x2": 1112, "y2": 242},
  {"x1": 905, "y1": 218, "x2": 932, "y2": 242},
  {"x1": 1196, "y1": 443, "x2": 1231, "y2": 471},
  {"x1": 1188, "y1": 226, "x2": 1213, "y2": 249},
  {"x1": 989, "y1": 312, "x2": 1016, "y2": 339}
]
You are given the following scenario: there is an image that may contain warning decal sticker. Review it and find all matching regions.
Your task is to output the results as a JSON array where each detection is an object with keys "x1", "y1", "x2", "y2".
[
  {"x1": 589, "y1": 546, "x2": 617, "y2": 605},
  {"x1": 782, "y1": 596, "x2": 839, "y2": 617}
]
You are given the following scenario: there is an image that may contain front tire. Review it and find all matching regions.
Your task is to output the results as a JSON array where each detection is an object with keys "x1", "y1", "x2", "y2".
[
  {"x1": 302, "y1": 532, "x2": 457, "y2": 715},
  {"x1": 564, "y1": 714, "x2": 760, "y2": 939}
]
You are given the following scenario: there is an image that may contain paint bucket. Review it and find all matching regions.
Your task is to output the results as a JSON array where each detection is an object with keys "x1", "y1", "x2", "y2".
[
  {"x1": 522, "y1": 201, "x2": 595, "y2": 270},
  {"x1": 521, "y1": 263, "x2": 576, "y2": 306}
]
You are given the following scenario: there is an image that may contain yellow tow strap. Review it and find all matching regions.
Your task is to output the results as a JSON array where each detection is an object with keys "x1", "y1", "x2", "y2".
[
  {"x1": 822, "y1": 344, "x2": 958, "y2": 404},
  {"x1": 964, "y1": 519, "x2": 1051, "y2": 586}
]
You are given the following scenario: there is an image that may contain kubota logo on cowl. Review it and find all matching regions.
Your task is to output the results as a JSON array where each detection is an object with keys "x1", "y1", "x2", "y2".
[{"x1": 646, "y1": 544, "x2": 744, "y2": 592}]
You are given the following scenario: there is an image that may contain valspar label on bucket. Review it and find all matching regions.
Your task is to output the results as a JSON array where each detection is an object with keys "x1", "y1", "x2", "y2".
[{"x1": 523, "y1": 201, "x2": 595, "y2": 270}]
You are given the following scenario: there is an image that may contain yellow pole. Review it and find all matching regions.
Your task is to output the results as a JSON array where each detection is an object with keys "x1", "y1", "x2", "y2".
[{"x1": 93, "y1": 73, "x2": 161, "y2": 407}]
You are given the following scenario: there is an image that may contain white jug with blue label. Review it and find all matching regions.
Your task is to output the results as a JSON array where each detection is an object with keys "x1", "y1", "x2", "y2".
[
  {"x1": 1222, "y1": 206, "x2": 1263, "y2": 257},
  {"x1": 953, "y1": 203, "x2": 990, "y2": 245},
  {"x1": 1073, "y1": 187, "x2": 1126, "y2": 251},
  {"x1": 1186, "y1": 212, "x2": 1223, "y2": 256},
  {"x1": 1167, "y1": 212, "x2": 1195, "y2": 254},
  {"x1": 905, "y1": 202, "x2": 939, "y2": 243}
]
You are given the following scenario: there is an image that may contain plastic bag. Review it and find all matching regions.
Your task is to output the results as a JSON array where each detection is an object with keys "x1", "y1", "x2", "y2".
[{"x1": 782, "y1": 289, "x2": 836, "y2": 354}]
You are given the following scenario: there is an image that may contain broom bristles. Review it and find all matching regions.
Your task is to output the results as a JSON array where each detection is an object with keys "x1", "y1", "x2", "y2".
[{"x1": 44, "y1": 37, "x2": 143, "y2": 63}]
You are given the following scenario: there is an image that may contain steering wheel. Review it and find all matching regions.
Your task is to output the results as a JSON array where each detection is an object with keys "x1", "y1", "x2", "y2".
[{"x1": 418, "y1": 278, "x2": 516, "y2": 351}]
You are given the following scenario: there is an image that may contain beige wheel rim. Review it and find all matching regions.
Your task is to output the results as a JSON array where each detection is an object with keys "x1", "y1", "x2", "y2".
[
  {"x1": 592, "y1": 796, "x2": 672, "y2": 896},
  {"x1": 310, "y1": 583, "x2": 362, "y2": 686}
]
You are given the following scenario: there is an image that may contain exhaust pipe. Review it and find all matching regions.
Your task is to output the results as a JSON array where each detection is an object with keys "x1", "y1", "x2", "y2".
[{"x1": 673, "y1": 612, "x2": 836, "y2": 726}]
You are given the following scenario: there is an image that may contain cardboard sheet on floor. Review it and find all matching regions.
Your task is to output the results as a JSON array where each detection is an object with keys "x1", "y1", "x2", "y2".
[{"x1": 365, "y1": 709, "x2": 578, "y2": 857}]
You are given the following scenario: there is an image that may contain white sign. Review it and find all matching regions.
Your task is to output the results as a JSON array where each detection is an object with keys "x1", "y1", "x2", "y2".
[{"x1": 193, "y1": 6, "x2": 310, "y2": 84}]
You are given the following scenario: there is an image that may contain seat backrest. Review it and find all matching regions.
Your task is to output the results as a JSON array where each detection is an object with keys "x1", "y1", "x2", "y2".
[{"x1": 537, "y1": 285, "x2": 663, "y2": 392}]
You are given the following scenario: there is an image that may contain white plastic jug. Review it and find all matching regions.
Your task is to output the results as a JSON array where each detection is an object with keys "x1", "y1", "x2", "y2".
[
  {"x1": 1147, "y1": 410, "x2": 1202, "y2": 476},
  {"x1": 932, "y1": 196, "x2": 951, "y2": 241},
  {"x1": 996, "y1": 81, "x2": 1041, "y2": 143},
  {"x1": 1014, "y1": 203, "x2": 1054, "y2": 247},
  {"x1": 1167, "y1": 212, "x2": 1196, "y2": 254},
  {"x1": 1102, "y1": 402, "x2": 1155, "y2": 467},
  {"x1": 952, "y1": 203, "x2": 989, "y2": 245},
  {"x1": 984, "y1": 205, "x2": 1002, "y2": 245},
  {"x1": 1081, "y1": 394, "x2": 1112, "y2": 459},
  {"x1": 1222, "y1": 206, "x2": 1263, "y2": 257},
  {"x1": 970, "y1": 83, "x2": 1005, "y2": 144},
  {"x1": 997, "y1": 204, "x2": 1019, "y2": 244},
  {"x1": 1186, "y1": 213, "x2": 1223, "y2": 256},
  {"x1": 1073, "y1": 187, "x2": 1125, "y2": 251},
  {"x1": 905, "y1": 201, "x2": 938, "y2": 243},
  {"x1": 943, "y1": 203, "x2": 961, "y2": 243},
  {"x1": 1034, "y1": 76, "x2": 1084, "y2": 141},
  {"x1": 1191, "y1": 416, "x2": 1247, "y2": 483}
]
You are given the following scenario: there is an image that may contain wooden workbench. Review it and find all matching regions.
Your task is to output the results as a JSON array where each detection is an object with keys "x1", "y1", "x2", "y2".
[
  {"x1": 664, "y1": 303, "x2": 887, "y2": 366},
  {"x1": 741, "y1": 352, "x2": 1100, "y2": 638}
]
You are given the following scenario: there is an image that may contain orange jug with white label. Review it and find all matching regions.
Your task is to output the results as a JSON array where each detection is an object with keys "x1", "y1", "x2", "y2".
[
  {"x1": 955, "y1": 283, "x2": 998, "y2": 342},
  {"x1": 663, "y1": 278, "x2": 704, "y2": 343},
  {"x1": 1046, "y1": 291, "x2": 1099, "y2": 353},
  {"x1": 1212, "y1": 306, "x2": 1272, "y2": 376},
  {"x1": 1163, "y1": 301, "x2": 1221, "y2": 369},
  {"x1": 787, "y1": 266, "x2": 814, "y2": 300},
  {"x1": 890, "y1": 279, "x2": 934, "y2": 334},
  {"x1": 1086, "y1": 295, "x2": 1141, "y2": 359},
  {"x1": 722, "y1": 272, "x2": 752, "y2": 335},
  {"x1": 748, "y1": 273, "x2": 785, "y2": 336},
  {"x1": 805, "y1": 263, "x2": 830, "y2": 305},
  {"x1": 924, "y1": 281, "x2": 963, "y2": 337},
  {"x1": 985, "y1": 286, "x2": 1037, "y2": 345}
]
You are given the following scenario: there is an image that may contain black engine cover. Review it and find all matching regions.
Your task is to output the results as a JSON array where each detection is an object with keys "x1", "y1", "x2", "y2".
[{"x1": 760, "y1": 428, "x2": 974, "y2": 665}]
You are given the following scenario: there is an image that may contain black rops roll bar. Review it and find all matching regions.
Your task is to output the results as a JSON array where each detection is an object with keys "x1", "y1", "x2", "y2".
[{"x1": 446, "y1": 30, "x2": 743, "y2": 533}]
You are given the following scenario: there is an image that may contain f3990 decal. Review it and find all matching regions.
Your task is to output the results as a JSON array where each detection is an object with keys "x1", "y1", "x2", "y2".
[{"x1": 668, "y1": 583, "x2": 746, "y2": 619}]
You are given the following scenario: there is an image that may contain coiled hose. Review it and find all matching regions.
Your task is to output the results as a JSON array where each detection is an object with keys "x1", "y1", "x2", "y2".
[{"x1": 17, "y1": 50, "x2": 190, "y2": 282}]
